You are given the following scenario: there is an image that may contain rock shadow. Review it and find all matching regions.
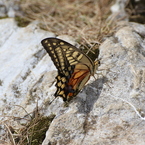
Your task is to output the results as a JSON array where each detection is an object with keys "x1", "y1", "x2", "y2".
[{"x1": 77, "y1": 77, "x2": 107, "y2": 114}]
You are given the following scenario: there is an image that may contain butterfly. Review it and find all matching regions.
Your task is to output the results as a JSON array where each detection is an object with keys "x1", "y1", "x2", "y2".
[{"x1": 41, "y1": 37, "x2": 100, "y2": 102}]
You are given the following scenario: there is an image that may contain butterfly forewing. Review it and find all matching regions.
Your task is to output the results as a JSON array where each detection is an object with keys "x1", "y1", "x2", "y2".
[{"x1": 41, "y1": 37, "x2": 98, "y2": 101}]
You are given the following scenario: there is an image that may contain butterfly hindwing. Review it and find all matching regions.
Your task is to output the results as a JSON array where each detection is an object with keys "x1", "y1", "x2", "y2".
[{"x1": 41, "y1": 37, "x2": 98, "y2": 101}]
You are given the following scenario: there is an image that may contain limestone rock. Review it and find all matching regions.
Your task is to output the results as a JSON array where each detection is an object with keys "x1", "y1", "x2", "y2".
[
  {"x1": 0, "y1": 0, "x2": 20, "y2": 17},
  {"x1": 43, "y1": 22, "x2": 145, "y2": 145},
  {"x1": 0, "y1": 18, "x2": 145, "y2": 145}
]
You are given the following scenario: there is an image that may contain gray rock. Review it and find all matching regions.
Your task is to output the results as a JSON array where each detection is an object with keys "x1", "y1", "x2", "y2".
[
  {"x1": 0, "y1": 18, "x2": 56, "y2": 141},
  {"x1": 43, "y1": 21, "x2": 145, "y2": 145},
  {"x1": 0, "y1": 18, "x2": 145, "y2": 144},
  {"x1": 0, "y1": 0, "x2": 20, "y2": 17}
]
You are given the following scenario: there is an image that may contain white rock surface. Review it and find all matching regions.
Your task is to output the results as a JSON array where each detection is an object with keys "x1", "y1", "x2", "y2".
[
  {"x1": 0, "y1": 18, "x2": 55, "y2": 113},
  {"x1": 0, "y1": 18, "x2": 57, "y2": 141},
  {"x1": 42, "y1": 22, "x2": 145, "y2": 145},
  {"x1": 0, "y1": 0, "x2": 20, "y2": 17},
  {"x1": 0, "y1": 18, "x2": 145, "y2": 145}
]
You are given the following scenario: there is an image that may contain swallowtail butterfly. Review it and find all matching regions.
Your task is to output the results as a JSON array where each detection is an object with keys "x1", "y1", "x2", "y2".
[{"x1": 41, "y1": 37, "x2": 99, "y2": 101}]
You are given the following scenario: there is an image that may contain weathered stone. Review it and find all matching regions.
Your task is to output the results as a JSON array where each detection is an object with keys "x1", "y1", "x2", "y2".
[{"x1": 1, "y1": 18, "x2": 145, "y2": 145}]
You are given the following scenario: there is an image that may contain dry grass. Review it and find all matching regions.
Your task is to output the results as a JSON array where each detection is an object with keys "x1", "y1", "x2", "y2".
[
  {"x1": 1, "y1": 113, "x2": 55, "y2": 145},
  {"x1": 17, "y1": 0, "x2": 116, "y2": 44}
]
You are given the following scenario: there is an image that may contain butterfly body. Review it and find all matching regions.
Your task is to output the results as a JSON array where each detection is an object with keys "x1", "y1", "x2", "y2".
[{"x1": 41, "y1": 38, "x2": 99, "y2": 102}]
